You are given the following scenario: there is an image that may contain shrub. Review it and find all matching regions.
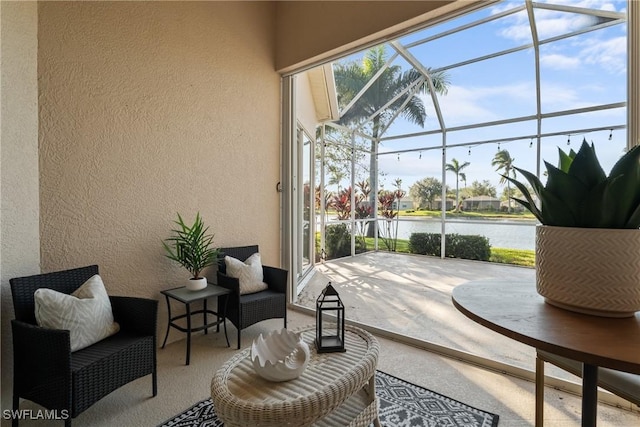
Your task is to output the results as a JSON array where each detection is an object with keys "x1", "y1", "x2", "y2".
[
  {"x1": 324, "y1": 224, "x2": 365, "y2": 260},
  {"x1": 447, "y1": 234, "x2": 491, "y2": 261},
  {"x1": 409, "y1": 232, "x2": 491, "y2": 261},
  {"x1": 409, "y1": 233, "x2": 441, "y2": 256}
]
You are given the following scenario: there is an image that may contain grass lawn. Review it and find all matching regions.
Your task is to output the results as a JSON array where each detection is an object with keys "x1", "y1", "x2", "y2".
[{"x1": 489, "y1": 247, "x2": 535, "y2": 267}]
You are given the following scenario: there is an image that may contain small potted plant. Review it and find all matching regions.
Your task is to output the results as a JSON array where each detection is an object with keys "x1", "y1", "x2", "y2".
[
  {"x1": 163, "y1": 212, "x2": 220, "y2": 291},
  {"x1": 504, "y1": 139, "x2": 640, "y2": 317}
]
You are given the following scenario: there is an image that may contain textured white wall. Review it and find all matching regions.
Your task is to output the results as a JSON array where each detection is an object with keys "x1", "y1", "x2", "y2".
[
  {"x1": 38, "y1": 1, "x2": 280, "y2": 339},
  {"x1": 0, "y1": 0, "x2": 40, "y2": 412}
]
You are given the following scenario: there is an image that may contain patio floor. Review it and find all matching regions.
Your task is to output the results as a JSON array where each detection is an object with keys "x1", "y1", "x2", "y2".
[
  {"x1": 297, "y1": 252, "x2": 539, "y2": 369},
  {"x1": 295, "y1": 251, "x2": 638, "y2": 409}
]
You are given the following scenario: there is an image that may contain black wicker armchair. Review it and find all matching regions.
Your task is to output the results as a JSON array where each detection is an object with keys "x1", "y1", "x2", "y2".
[
  {"x1": 216, "y1": 245, "x2": 288, "y2": 349},
  {"x1": 10, "y1": 265, "x2": 157, "y2": 427}
]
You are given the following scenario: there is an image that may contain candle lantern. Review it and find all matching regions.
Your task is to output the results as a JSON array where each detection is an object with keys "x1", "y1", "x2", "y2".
[{"x1": 315, "y1": 282, "x2": 346, "y2": 353}]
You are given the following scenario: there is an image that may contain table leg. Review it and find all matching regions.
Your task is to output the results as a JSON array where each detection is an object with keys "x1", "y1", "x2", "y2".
[
  {"x1": 186, "y1": 303, "x2": 192, "y2": 365},
  {"x1": 161, "y1": 294, "x2": 172, "y2": 348},
  {"x1": 582, "y1": 363, "x2": 598, "y2": 427},
  {"x1": 204, "y1": 299, "x2": 208, "y2": 335},
  {"x1": 366, "y1": 375, "x2": 381, "y2": 427},
  {"x1": 216, "y1": 297, "x2": 220, "y2": 333},
  {"x1": 535, "y1": 355, "x2": 544, "y2": 427},
  {"x1": 221, "y1": 294, "x2": 230, "y2": 347}
]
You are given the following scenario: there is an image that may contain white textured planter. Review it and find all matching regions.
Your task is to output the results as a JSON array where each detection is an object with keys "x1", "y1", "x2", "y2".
[
  {"x1": 536, "y1": 225, "x2": 640, "y2": 317},
  {"x1": 186, "y1": 277, "x2": 207, "y2": 292}
]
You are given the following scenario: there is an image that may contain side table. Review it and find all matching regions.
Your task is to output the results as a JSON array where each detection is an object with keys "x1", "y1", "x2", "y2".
[{"x1": 161, "y1": 283, "x2": 231, "y2": 365}]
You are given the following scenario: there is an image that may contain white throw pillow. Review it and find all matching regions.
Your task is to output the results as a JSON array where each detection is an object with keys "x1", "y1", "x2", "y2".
[
  {"x1": 34, "y1": 274, "x2": 120, "y2": 352},
  {"x1": 225, "y1": 253, "x2": 269, "y2": 295}
]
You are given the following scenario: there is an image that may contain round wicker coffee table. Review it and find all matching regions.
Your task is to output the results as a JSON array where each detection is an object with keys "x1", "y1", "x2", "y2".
[{"x1": 210, "y1": 324, "x2": 380, "y2": 427}]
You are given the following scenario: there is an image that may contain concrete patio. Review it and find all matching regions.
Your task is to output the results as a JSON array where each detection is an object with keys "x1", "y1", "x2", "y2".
[{"x1": 295, "y1": 251, "x2": 639, "y2": 413}]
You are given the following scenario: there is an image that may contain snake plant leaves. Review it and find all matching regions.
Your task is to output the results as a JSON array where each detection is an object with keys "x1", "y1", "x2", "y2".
[
  {"x1": 557, "y1": 147, "x2": 576, "y2": 172},
  {"x1": 506, "y1": 167, "x2": 543, "y2": 221},
  {"x1": 608, "y1": 143, "x2": 640, "y2": 228},
  {"x1": 567, "y1": 141, "x2": 607, "y2": 188},
  {"x1": 543, "y1": 160, "x2": 588, "y2": 223},
  {"x1": 506, "y1": 139, "x2": 640, "y2": 229}
]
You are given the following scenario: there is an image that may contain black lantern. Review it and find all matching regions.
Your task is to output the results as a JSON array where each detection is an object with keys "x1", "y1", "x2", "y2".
[{"x1": 315, "y1": 282, "x2": 346, "y2": 353}]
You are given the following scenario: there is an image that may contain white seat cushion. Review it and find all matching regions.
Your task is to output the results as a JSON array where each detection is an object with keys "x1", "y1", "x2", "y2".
[
  {"x1": 225, "y1": 253, "x2": 269, "y2": 295},
  {"x1": 34, "y1": 274, "x2": 120, "y2": 351}
]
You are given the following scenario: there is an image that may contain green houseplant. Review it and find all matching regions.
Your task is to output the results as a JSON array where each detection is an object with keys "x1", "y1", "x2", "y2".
[
  {"x1": 163, "y1": 212, "x2": 220, "y2": 291},
  {"x1": 504, "y1": 139, "x2": 640, "y2": 317}
]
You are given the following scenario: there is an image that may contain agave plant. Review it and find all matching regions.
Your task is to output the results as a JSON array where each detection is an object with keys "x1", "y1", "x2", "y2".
[
  {"x1": 162, "y1": 212, "x2": 219, "y2": 279},
  {"x1": 504, "y1": 139, "x2": 640, "y2": 229}
]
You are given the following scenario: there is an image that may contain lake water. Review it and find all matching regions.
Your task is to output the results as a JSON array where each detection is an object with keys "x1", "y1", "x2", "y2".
[{"x1": 388, "y1": 218, "x2": 536, "y2": 250}]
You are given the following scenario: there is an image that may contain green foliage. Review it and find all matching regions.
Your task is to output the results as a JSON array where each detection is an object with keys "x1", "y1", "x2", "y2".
[
  {"x1": 469, "y1": 179, "x2": 497, "y2": 197},
  {"x1": 162, "y1": 212, "x2": 219, "y2": 279},
  {"x1": 505, "y1": 140, "x2": 640, "y2": 228},
  {"x1": 449, "y1": 235, "x2": 491, "y2": 260},
  {"x1": 408, "y1": 233, "x2": 441, "y2": 256},
  {"x1": 324, "y1": 224, "x2": 365, "y2": 260},
  {"x1": 409, "y1": 177, "x2": 443, "y2": 209},
  {"x1": 320, "y1": 231, "x2": 528, "y2": 265},
  {"x1": 408, "y1": 233, "x2": 491, "y2": 261}
]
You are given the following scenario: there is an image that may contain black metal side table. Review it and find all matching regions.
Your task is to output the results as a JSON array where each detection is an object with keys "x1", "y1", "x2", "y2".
[{"x1": 161, "y1": 283, "x2": 231, "y2": 365}]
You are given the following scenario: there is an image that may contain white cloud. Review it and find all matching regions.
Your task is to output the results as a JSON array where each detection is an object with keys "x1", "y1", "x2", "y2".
[
  {"x1": 579, "y1": 36, "x2": 626, "y2": 74},
  {"x1": 434, "y1": 86, "x2": 499, "y2": 124},
  {"x1": 539, "y1": 82, "x2": 583, "y2": 110},
  {"x1": 540, "y1": 53, "x2": 581, "y2": 69},
  {"x1": 492, "y1": 1, "x2": 626, "y2": 76},
  {"x1": 495, "y1": 0, "x2": 624, "y2": 42},
  {"x1": 423, "y1": 81, "x2": 536, "y2": 127}
]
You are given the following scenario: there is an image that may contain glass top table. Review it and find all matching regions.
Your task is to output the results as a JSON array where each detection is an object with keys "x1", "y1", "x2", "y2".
[{"x1": 161, "y1": 283, "x2": 231, "y2": 365}]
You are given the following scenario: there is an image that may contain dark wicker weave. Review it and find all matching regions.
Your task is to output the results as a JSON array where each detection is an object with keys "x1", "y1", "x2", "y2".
[
  {"x1": 217, "y1": 245, "x2": 288, "y2": 349},
  {"x1": 10, "y1": 265, "x2": 157, "y2": 427}
]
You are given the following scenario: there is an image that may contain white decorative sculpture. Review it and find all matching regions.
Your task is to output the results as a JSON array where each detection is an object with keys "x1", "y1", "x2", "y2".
[{"x1": 250, "y1": 329, "x2": 310, "y2": 382}]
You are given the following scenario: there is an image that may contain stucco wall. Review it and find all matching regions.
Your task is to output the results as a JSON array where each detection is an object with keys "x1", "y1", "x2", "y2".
[
  {"x1": 0, "y1": 0, "x2": 40, "y2": 410},
  {"x1": 0, "y1": 0, "x2": 469, "y2": 411},
  {"x1": 38, "y1": 1, "x2": 280, "y2": 339}
]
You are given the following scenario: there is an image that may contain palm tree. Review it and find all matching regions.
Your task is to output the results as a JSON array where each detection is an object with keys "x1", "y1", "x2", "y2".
[
  {"x1": 445, "y1": 158, "x2": 470, "y2": 212},
  {"x1": 327, "y1": 166, "x2": 346, "y2": 191},
  {"x1": 492, "y1": 149, "x2": 516, "y2": 213},
  {"x1": 334, "y1": 45, "x2": 450, "y2": 234}
]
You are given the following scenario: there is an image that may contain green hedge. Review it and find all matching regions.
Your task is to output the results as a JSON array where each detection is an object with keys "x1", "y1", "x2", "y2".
[
  {"x1": 408, "y1": 233, "x2": 491, "y2": 261},
  {"x1": 324, "y1": 224, "x2": 366, "y2": 260}
]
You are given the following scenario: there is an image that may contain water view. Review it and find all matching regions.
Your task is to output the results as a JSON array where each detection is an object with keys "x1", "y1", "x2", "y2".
[{"x1": 394, "y1": 218, "x2": 536, "y2": 251}]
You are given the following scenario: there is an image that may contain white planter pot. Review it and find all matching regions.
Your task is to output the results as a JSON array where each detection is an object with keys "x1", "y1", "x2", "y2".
[
  {"x1": 536, "y1": 225, "x2": 640, "y2": 318},
  {"x1": 186, "y1": 277, "x2": 207, "y2": 291}
]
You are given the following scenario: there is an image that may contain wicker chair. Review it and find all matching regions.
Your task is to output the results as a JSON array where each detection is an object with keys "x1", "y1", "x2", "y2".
[
  {"x1": 10, "y1": 265, "x2": 157, "y2": 427},
  {"x1": 216, "y1": 245, "x2": 288, "y2": 349}
]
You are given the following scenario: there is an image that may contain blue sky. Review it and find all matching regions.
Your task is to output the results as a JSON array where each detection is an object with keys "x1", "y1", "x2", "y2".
[{"x1": 335, "y1": 0, "x2": 628, "y2": 195}]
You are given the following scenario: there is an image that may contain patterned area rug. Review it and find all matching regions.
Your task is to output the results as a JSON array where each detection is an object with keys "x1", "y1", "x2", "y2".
[{"x1": 158, "y1": 371, "x2": 499, "y2": 427}]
